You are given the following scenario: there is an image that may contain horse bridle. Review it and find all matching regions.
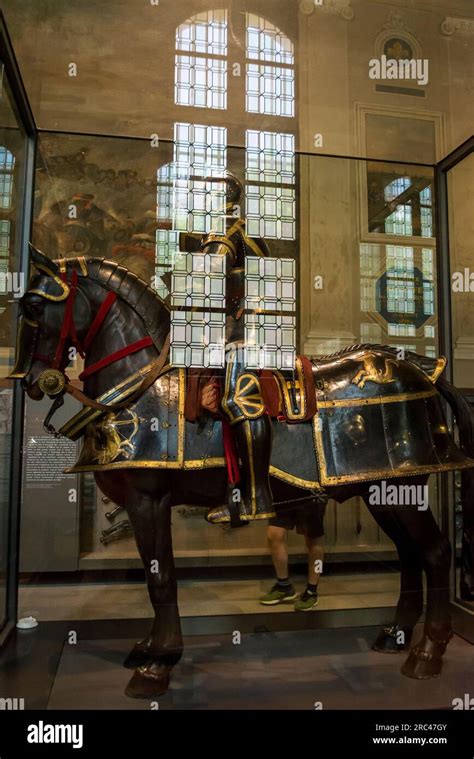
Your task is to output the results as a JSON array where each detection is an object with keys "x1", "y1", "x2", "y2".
[{"x1": 28, "y1": 266, "x2": 170, "y2": 434}]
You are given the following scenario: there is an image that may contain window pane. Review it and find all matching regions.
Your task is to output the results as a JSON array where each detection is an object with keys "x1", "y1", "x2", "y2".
[
  {"x1": 246, "y1": 13, "x2": 294, "y2": 65},
  {"x1": 176, "y1": 9, "x2": 227, "y2": 56},
  {"x1": 246, "y1": 63, "x2": 294, "y2": 117},
  {"x1": 175, "y1": 55, "x2": 227, "y2": 110}
]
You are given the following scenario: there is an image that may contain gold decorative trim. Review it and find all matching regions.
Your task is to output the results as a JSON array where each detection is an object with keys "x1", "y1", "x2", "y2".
[
  {"x1": 59, "y1": 362, "x2": 171, "y2": 439},
  {"x1": 77, "y1": 256, "x2": 88, "y2": 276},
  {"x1": 317, "y1": 388, "x2": 437, "y2": 409},
  {"x1": 243, "y1": 233, "x2": 265, "y2": 258},
  {"x1": 202, "y1": 233, "x2": 236, "y2": 259},
  {"x1": 352, "y1": 355, "x2": 396, "y2": 389},
  {"x1": 58, "y1": 258, "x2": 67, "y2": 274},
  {"x1": 233, "y1": 374, "x2": 266, "y2": 419},
  {"x1": 65, "y1": 455, "x2": 323, "y2": 490},
  {"x1": 269, "y1": 466, "x2": 322, "y2": 490},
  {"x1": 429, "y1": 356, "x2": 447, "y2": 384},
  {"x1": 29, "y1": 261, "x2": 71, "y2": 301},
  {"x1": 183, "y1": 457, "x2": 226, "y2": 469},
  {"x1": 210, "y1": 509, "x2": 276, "y2": 524},
  {"x1": 226, "y1": 218, "x2": 245, "y2": 238},
  {"x1": 221, "y1": 351, "x2": 237, "y2": 422},
  {"x1": 23, "y1": 316, "x2": 38, "y2": 328},
  {"x1": 275, "y1": 358, "x2": 307, "y2": 421},
  {"x1": 177, "y1": 367, "x2": 185, "y2": 466}
]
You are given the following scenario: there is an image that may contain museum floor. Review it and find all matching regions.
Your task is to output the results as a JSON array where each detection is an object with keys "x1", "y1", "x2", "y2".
[
  {"x1": 1, "y1": 622, "x2": 473, "y2": 710},
  {"x1": 17, "y1": 571, "x2": 400, "y2": 621},
  {"x1": 2, "y1": 569, "x2": 470, "y2": 710}
]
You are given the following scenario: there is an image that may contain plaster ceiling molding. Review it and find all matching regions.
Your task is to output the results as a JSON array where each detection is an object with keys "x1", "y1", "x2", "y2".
[
  {"x1": 374, "y1": 9, "x2": 423, "y2": 61},
  {"x1": 440, "y1": 17, "x2": 474, "y2": 36},
  {"x1": 299, "y1": 0, "x2": 354, "y2": 21}
]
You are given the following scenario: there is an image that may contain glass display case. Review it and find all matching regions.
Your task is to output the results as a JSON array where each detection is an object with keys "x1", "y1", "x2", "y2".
[
  {"x1": 0, "y1": 0, "x2": 472, "y2": 720},
  {"x1": 0, "y1": 13, "x2": 35, "y2": 644}
]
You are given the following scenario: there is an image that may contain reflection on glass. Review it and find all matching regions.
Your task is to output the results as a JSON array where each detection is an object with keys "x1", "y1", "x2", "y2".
[
  {"x1": 367, "y1": 168, "x2": 433, "y2": 237},
  {"x1": 175, "y1": 9, "x2": 227, "y2": 110},
  {"x1": 0, "y1": 72, "x2": 27, "y2": 633}
]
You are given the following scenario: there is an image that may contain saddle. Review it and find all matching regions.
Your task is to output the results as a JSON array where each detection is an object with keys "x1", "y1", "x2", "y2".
[{"x1": 184, "y1": 356, "x2": 316, "y2": 424}]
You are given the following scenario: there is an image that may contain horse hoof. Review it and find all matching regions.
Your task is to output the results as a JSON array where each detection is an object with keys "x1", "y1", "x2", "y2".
[
  {"x1": 123, "y1": 640, "x2": 151, "y2": 669},
  {"x1": 125, "y1": 662, "x2": 172, "y2": 699},
  {"x1": 372, "y1": 625, "x2": 412, "y2": 653},
  {"x1": 400, "y1": 636, "x2": 444, "y2": 680}
]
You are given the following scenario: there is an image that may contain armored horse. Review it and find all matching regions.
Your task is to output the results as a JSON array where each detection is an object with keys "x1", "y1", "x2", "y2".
[{"x1": 12, "y1": 245, "x2": 474, "y2": 698}]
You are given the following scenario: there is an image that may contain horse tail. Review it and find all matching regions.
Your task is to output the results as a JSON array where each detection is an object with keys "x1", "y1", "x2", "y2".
[{"x1": 436, "y1": 376, "x2": 474, "y2": 600}]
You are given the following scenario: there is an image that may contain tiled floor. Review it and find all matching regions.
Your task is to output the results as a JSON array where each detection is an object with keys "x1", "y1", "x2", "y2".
[{"x1": 18, "y1": 572, "x2": 401, "y2": 621}]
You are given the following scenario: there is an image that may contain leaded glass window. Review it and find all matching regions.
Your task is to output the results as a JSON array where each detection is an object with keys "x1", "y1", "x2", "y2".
[
  {"x1": 386, "y1": 245, "x2": 415, "y2": 314},
  {"x1": 175, "y1": 9, "x2": 227, "y2": 110},
  {"x1": 155, "y1": 123, "x2": 227, "y2": 297},
  {"x1": 172, "y1": 122, "x2": 227, "y2": 234},
  {"x1": 0, "y1": 149, "x2": 14, "y2": 296},
  {"x1": 245, "y1": 14, "x2": 294, "y2": 117},
  {"x1": 422, "y1": 248, "x2": 435, "y2": 316},
  {"x1": 170, "y1": 252, "x2": 226, "y2": 368},
  {"x1": 245, "y1": 130, "x2": 295, "y2": 239},
  {"x1": 419, "y1": 186, "x2": 433, "y2": 238},
  {"x1": 382, "y1": 176, "x2": 433, "y2": 238},
  {"x1": 0, "y1": 221, "x2": 10, "y2": 295},
  {"x1": 244, "y1": 256, "x2": 296, "y2": 370},
  {"x1": 0, "y1": 148, "x2": 14, "y2": 209},
  {"x1": 359, "y1": 243, "x2": 381, "y2": 312},
  {"x1": 384, "y1": 177, "x2": 412, "y2": 236}
]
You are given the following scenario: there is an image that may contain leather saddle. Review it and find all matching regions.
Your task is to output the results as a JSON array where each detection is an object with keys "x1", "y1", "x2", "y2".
[{"x1": 184, "y1": 357, "x2": 316, "y2": 425}]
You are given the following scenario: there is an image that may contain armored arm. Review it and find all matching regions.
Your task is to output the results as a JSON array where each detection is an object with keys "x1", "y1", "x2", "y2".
[{"x1": 200, "y1": 232, "x2": 238, "y2": 275}]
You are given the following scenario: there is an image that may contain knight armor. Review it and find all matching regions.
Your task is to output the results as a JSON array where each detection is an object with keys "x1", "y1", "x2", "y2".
[{"x1": 178, "y1": 172, "x2": 276, "y2": 524}]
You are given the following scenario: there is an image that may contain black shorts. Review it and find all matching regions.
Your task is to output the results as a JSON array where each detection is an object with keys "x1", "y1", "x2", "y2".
[{"x1": 268, "y1": 500, "x2": 326, "y2": 539}]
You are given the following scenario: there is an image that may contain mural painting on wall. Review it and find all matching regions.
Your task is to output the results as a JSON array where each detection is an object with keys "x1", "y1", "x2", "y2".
[{"x1": 32, "y1": 140, "x2": 173, "y2": 285}]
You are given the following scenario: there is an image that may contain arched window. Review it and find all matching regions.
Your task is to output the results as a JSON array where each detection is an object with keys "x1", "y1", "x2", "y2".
[
  {"x1": 158, "y1": 10, "x2": 297, "y2": 297},
  {"x1": 246, "y1": 13, "x2": 295, "y2": 117},
  {"x1": 174, "y1": 9, "x2": 295, "y2": 117}
]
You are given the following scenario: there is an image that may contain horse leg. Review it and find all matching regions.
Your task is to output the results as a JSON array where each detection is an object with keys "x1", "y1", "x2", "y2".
[
  {"x1": 389, "y1": 503, "x2": 453, "y2": 679},
  {"x1": 363, "y1": 495, "x2": 423, "y2": 652},
  {"x1": 123, "y1": 491, "x2": 183, "y2": 699}
]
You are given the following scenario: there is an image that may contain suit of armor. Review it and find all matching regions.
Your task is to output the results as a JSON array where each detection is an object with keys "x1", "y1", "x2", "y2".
[{"x1": 200, "y1": 173, "x2": 275, "y2": 524}]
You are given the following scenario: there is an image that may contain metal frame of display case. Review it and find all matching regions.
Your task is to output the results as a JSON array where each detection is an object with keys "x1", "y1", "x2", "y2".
[
  {"x1": 435, "y1": 135, "x2": 474, "y2": 641},
  {"x1": 0, "y1": 11, "x2": 37, "y2": 647}
]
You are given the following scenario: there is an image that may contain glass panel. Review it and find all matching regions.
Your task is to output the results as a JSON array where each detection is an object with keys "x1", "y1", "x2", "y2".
[
  {"x1": 448, "y1": 152, "x2": 474, "y2": 390},
  {"x1": 447, "y1": 151, "x2": 474, "y2": 608},
  {"x1": 23, "y1": 137, "x2": 442, "y2": 625},
  {"x1": 170, "y1": 252, "x2": 226, "y2": 368},
  {"x1": 0, "y1": 70, "x2": 28, "y2": 633},
  {"x1": 244, "y1": 256, "x2": 296, "y2": 369}
]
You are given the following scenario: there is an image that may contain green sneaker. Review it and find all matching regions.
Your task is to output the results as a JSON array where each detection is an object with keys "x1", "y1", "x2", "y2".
[
  {"x1": 295, "y1": 589, "x2": 319, "y2": 611},
  {"x1": 259, "y1": 583, "x2": 297, "y2": 606}
]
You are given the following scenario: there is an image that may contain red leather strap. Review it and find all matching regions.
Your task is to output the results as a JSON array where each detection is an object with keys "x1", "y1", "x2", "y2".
[
  {"x1": 222, "y1": 419, "x2": 240, "y2": 486},
  {"x1": 83, "y1": 292, "x2": 117, "y2": 352},
  {"x1": 79, "y1": 337, "x2": 154, "y2": 380},
  {"x1": 53, "y1": 270, "x2": 79, "y2": 368}
]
